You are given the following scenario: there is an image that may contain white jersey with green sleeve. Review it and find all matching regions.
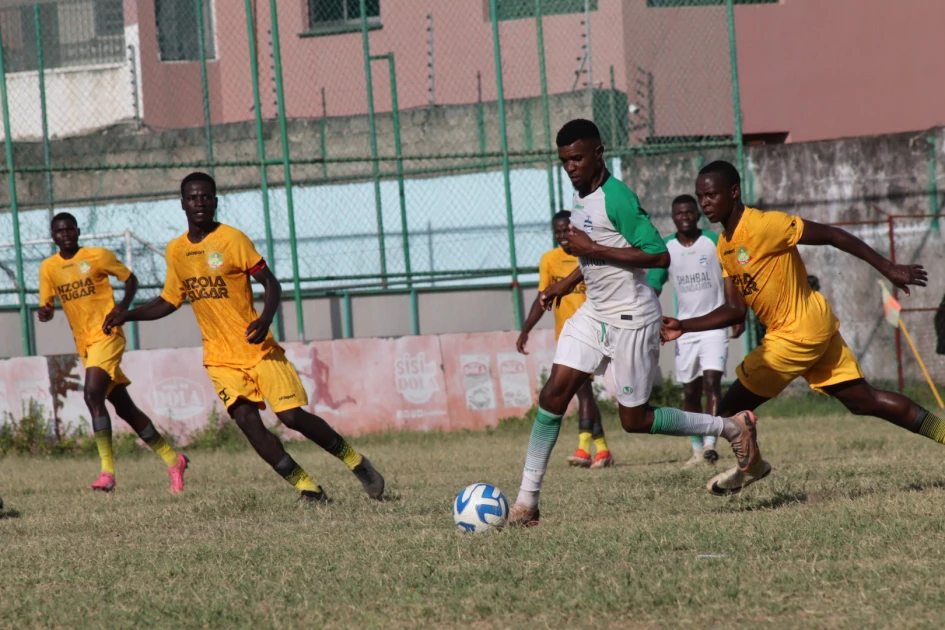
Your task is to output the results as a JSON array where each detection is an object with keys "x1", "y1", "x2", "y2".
[
  {"x1": 569, "y1": 176, "x2": 666, "y2": 329},
  {"x1": 647, "y1": 230, "x2": 727, "y2": 342}
]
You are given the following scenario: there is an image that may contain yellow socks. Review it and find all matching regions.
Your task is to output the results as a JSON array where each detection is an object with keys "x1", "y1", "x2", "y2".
[
  {"x1": 275, "y1": 454, "x2": 322, "y2": 493},
  {"x1": 593, "y1": 435, "x2": 610, "y2": 454},
  {"x1": 327, "y1": 436, "x2": 364, "y2": 471},
  {"x1": 136, "y1": 421, "x2": 180, "y2": 467},
  {"x1": 577, "y1": 430, "x2": 592, "y2": 454},
  {"x1": 92, "y1": 416, "x2": 115, "y2": 475}
]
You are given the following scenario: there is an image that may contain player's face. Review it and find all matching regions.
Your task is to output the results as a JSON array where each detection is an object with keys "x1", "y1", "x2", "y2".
[
  {"x1": 181, "y1": 181, "x2": 218, "y2": 227},
  {"x1": 51, "y1": 219, "x2": 79, "y2": 254},
  {"x1": 696, "y1": 174, "x2": 737, "y2": 223},
  {"x1": 558, "y1": 139, "x2": 602, "y2": 190},
  {"x1": 671, "y1": 202, "x2": 700, "y2": 234},
  {"x1": 553, "y1": 218, "x2": 572, "y2": 254}
]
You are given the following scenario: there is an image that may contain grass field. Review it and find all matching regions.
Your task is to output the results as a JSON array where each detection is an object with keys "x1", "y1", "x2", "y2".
[{"x1": 4, "y1": 399, "x2": 945, "y2": 629}]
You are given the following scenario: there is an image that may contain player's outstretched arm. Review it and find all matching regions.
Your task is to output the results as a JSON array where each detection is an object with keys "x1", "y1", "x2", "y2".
[
  {"x1": 246, "y1": 262, "x2": 281, "y2": 344},
  {"x1": 539, "y1": 267, "x2": 583, "y2": 311},
  {"x1": 566, "y1": 226, "x2": 668, "y2": 269},
  {"x1": 661, "y1": 277, "x2": 746, "y2": 341},
  {"x1": 517, "y1": 296, "x2": 546, "y2": 354},
  {"x1": 103, "y1": 296, "x2": 177, "y2": 335},
  {"x1": 799, "y1": 220, "x2": 928, "y2": 295}
]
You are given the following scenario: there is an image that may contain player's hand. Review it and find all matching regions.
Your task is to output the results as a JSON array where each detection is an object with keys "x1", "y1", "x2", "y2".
[
  {"x1": 660, "y1": 316, "x2": 683, "y2": 343},
  {"x1": 539, "y1": 282, "x2": 573, "y2": 311},
  {"x1": 37, "y1": 304, "x2": 54, "y2": 323},
  {"x1": 245, "y1": 316, "x2": 272, "y2": 344},
  {"x1": 731, "y1": 322, "x2": 746, "y2": 339},
  {"x1": 566, "y1": 226, "x2": 597, "y2": 256},
  {"x1": 102, "y1": 307, "x2": 127, "y2": 336},
  {"x1": 516, "y1": 332, "x2": 529, "y2": 354},
  {"x1": 884, "y1": 262, "x2": 928, "y2": 297}
]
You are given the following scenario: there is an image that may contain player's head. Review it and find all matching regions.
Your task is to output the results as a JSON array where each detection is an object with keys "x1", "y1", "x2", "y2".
[
  {"x1": 556, "y1": 119, "x2": 604, "y2": 193},
  {"x1": 695, "y1": 160, "x2": 741, "y2": 224},
  {"x1": 552, "y1": 210, "x2": 572, "y2": 253},
  {"x1": 50, "y1": 212, "x2": 80, "y2": 254},
  {"x1": 180, "y1": 172, "x2": 218, "y2": 228},
  {"x1": 671, "y1": 194, "x2": 700, "y2": 235}
]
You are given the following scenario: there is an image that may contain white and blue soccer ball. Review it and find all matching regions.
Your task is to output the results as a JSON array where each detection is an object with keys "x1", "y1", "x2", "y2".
[{"x1": 452, "y1": 483, "x2": 509, "y2": 533}]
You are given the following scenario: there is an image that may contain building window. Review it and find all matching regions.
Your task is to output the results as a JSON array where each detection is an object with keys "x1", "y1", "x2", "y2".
[
  {"x1": 489, "y1": 0, "x2": 597, "y2": 22},
  {"x1": 0, "y1": 0, "x2": 126, "y2": 73},
  {"x1": 156, "y1": 0, "x2": 215, "y2": 62},
  {"x1": 305, "y1": 0, "x2": 380, "y2": 35}
]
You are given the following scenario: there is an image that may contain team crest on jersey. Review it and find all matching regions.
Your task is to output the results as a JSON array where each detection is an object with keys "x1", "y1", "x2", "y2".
[
  {"x1": 699, "y1": 255, "x2": 709, "y2": 267},
  {"x1": 736, "y1": 246, "x2": 751, "y2": 266},
  {"x1": 583, "y1": 216, "x2": 593, "y2": 233},
  {"x1": 207, "y1": 251, "x2": 224, "y2": 269},
  {"x1": 78, "y1": 261, "x2": 91, "y2": 274}
]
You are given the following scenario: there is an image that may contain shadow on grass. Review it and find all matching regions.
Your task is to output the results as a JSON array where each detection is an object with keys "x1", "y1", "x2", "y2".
[
  {"x1": 725, "y1": 490, "x2": 809, "y2": 512},
  {"x1": 0, "y1": 509, "x2": 22, "y2": 519},
  {"x1": 903, "y1": 479, "x2": 945, "y2": 492}
]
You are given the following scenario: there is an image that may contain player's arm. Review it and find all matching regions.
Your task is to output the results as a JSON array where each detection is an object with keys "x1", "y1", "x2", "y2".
[
  {"x1": 646, "y1": 266, "x2": 669, "y2": 297},
  {"x1": 661, "y1": 277, "x2": 746, "y2": 341},
  {"x1": 104, "y1": 296, "x2": 178, "y2": 334},
  {"x1": 799, "y1": 220, "x2": 927, "y2": 295},
  {"x1": 115, "y1": 272, "x2": 139, "y2": 312},
  {"x1": 37, "y1": 264, "x2": 55, "y2": 322},
  {"x1": 246, "y1": 261, "x2": 280, "y2": 344},
  {"x1": 566, "y1": 227, "x2": 669, "y2": 269},
  {"x1": 517, "y1": 296, "x2": 546, "y2": 354},
  {"x1": 539, "y1": 267, "x2": 584, "y2": 311}
]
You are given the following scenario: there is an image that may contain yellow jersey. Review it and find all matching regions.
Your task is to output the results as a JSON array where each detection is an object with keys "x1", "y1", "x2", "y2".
[
  {"x1": 161, "y1": 224, "x2": 281, "y2": 369},
  {"x1": 39, "y1": 247, "x2": 131, "y2": 356},
  {"x1": 538, "y1": 247, "x2": 587, "y2": 340},
  {"x1": 718, "y1": 207, "x2": 838, "y2": 341}
]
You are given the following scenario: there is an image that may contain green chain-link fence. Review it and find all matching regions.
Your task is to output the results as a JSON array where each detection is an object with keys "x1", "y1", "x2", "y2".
[{"x1": 0, "y1": 0, "x2": 746, "y2": 356}]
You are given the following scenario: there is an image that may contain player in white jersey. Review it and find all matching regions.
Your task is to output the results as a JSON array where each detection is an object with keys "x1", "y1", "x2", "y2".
[
  {"x1": 508, "y1": 119, "x2": 763, "y2": 526},
  {"x1": 648, "y1": 195, "x2": 744, "y2": 468}
]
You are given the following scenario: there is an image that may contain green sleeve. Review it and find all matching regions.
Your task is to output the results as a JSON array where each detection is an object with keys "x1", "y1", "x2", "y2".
[
  {"x1": 701, "y1": 229, "x2": 720, "y2": 245},
  {"x1": 646, "y1": 234, "x2": 674, "y2": 290},
  {"x1": 602, "y1": 178, "x2": 667, "y2": 254}
]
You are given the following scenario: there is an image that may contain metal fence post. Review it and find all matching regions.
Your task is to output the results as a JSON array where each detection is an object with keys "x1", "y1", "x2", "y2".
[
  {"x1": 929, "y1": 133, "x2": 940, "y2": 230},
  {"x1": 243, "y1": 0, "x2": 281, "y2": 340},
  {"x1": 535, "y1": 0, "x2": 557, "y2": 238},
  {"x1": 489, "y1": 0, "x2": 523, "y2": 330},
  {"x1": 34, "y1": 4, "x2": 54, "y2": 254},
  {"x1": 0, "y1": 25, "x2": 30, "y2": 355},
  {"x1": 195, "y1": 0, "x2": 215, "y2": 178},
  {"x1": 360, "y1": 0, "x2": 387, "y2": 287},
  {"x1": 269, "y1": 0, "x2": 305, "y2": 341}
]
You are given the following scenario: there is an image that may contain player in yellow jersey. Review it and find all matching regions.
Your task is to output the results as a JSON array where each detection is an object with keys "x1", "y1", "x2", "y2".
[
  {"x1": 38, "y1": 213, "x2": 188, "y2": 493},
  {"x1": 517, "y1": 210, "x2": 613, "y2": 469},
  {"x1": 661, "y1": 161, "x2": 942, "y2": 495},
  {"x1": 104, "y1": 173, "x2": 384, "y2": 503}
]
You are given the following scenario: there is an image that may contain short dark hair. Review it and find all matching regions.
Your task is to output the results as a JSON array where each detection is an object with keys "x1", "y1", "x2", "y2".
[
  {"x1": 552, "y1": 210, "x2": 571, "y2": 223},
  {"x1": 181, "y1": 171, "x2": 216, "y2": 196},
  {"x1": 698, "y1": 160, "x2": 741, "y2": 188},
  {"x1": 556, "y1": 119, "x2": 601, "y2": 148},
  {"x1": 50, "y1": 212, "x2": 78, "y2": 229},
  {"x1": 672, "y1": 194, "x2": 698, "y2": 207}
]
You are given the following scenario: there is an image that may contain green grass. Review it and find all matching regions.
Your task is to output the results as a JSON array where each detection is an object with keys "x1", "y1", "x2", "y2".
[{"x1": 4, "y1": 405, "x2": 945, "y2": 629}]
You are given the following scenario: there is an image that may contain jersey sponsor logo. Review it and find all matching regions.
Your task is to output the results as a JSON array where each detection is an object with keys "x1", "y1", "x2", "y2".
[
  {"x1": 78, "y1": 261, "x2": 91, "y2": 274},
  {"x1": 722, "y1": 248, "x2": 735, "y2": 255},
  {"x1": 183, "y1": 275, "x2": 230, "y2": 302},
  {"x1": 675, "y1": 271, "x2": 714, "y2": 294},
  {"x1": 620, "y1": 314, "x2": 634, "y2": 321},
  {"x1": 699, "y1": 255, "x2": 709, "y2": 267},
  {"x1": 736, "y1": 246, "x2": 751, "y2": 266},
  {"x1": 56, "y1": 277, "x2": 96, "y2": 302},
  {"x1": 186, "y1": 250, "x2": 205, "y2": 256},
  {"x1": 278, "y1": 394, "x2": 297, "y2": 401},
  {"x1": 583, "y1": 216, "x2": 594, "y2": 233},
  {"x1": 732, "y1": 272, "x2": 759, "y2": 297},
  {"x1": 207, "y1": 251, "x2": 224, "y2": 269},
  {"x1": 579, "y1": 256, "x2": 605, "y2": 267}
]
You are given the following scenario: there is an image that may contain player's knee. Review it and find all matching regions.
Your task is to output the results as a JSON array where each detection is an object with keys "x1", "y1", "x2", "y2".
[
  {"x1": 278, "y1": 409, "x2": 303, "y2": 430},
  {"x1": 618, "y1": 407, "x2": 648, "y2": 433},
  {"x1": 840, "y1": 392, "x2": 876, "y2": 416},
  {"x1": 83, "y1": 387, "x2": 106, "y2": 410}
]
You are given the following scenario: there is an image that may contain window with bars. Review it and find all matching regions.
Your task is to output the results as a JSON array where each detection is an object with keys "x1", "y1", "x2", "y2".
[
  {"x1": 0, "y1": 0, "x2": 126, "y2": 73},
  {"x1": 305, "y1": 0, "x2": 380, "y2": 35},
  {"x1": 155, "y1": 0, "x2": 216, "y2": 62}
]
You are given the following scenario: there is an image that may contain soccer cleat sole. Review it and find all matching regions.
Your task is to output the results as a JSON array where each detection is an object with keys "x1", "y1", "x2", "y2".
[
  {"x1": 706, "y1": 460, "x2": 773, "y2": 497},
  {"x1": 299, "y1": 490, "x2": 331, "y2": 504},
  {"x1": 508, "y1": 507, "x2": 540, "y2": 528}
]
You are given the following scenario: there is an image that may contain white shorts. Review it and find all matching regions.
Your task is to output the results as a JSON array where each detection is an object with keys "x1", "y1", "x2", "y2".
[
  {"x1": 674, "y1": 332, "x2": 729, "y2": 384},
  {"x1": 553, "y1": 308, "x2": 660, "y2": 407}
]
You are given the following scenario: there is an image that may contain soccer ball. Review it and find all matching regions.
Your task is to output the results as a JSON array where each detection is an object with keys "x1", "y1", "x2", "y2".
[{"x1": 452, "y1": 483, "x2": 509, "y2": 533}]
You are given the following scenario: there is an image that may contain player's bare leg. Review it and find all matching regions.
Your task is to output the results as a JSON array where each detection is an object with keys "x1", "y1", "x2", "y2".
[
  {"x1": 682, "y1": 376, "x2": 708, "y2": 467},
  {"x1": 107, "y1": 386, "x2": 187, "y2": 493},
  {"x1": 229, "y1": 400, "x2": 328, "y2": 502},
  {"x1": 276, "y1": 407, "x2": 384, "y2": 499},
  {"x1": 510, "y1": 364, "x2": 588, "y2": 526},
  {"x1": 84, "y1": 367, "x2": 118, "y2": 491},
  {"x1": 824, "y1": 378, "x2": 945, "y2": 441}
]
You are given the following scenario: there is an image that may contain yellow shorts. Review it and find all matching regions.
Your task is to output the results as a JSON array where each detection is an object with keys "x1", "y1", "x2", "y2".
[
  {"x1": 737, "y1": 331, "x2": 864, "y2": 399},
  {"x1": 206, "y1": 349, "x2": 309, "y2": 414},
  {"x1": 81, "y1": 334, "x2": 131, "y2": 396}
]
